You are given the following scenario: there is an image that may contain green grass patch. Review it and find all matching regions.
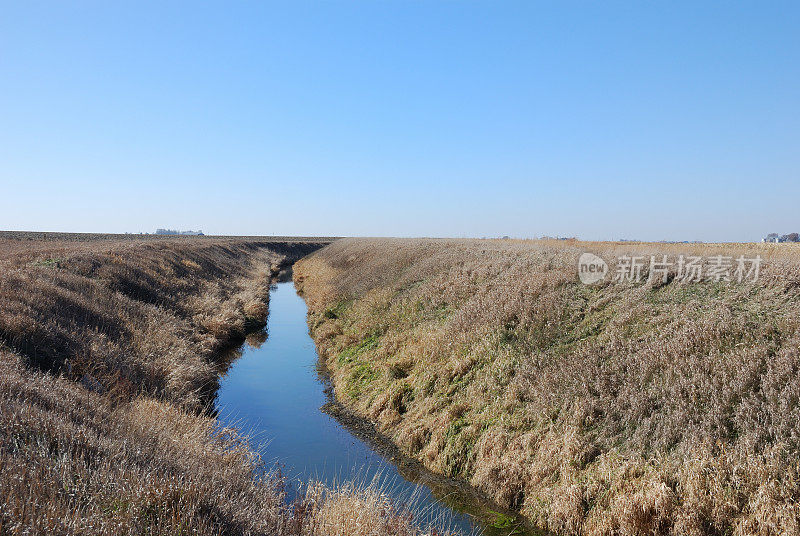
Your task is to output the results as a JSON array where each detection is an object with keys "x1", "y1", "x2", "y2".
[
  {"x1": 346, "y1": 363, "x2": 378, "y2": 398},
  {"x1": 442, "y1": 416, "x2": 477, "y2": 477},
  {"x1": 337, "y1": 331, "x2": 382, "y2": 365},
  {"x1": 489, "y1": 510, "x2": 522, "y2": 532},
  {"x1": 33, "y1": 258, "x2": 63, "y2": 268},
  {"x1": 323, "y1": 299, "x2": 352, "y2": 320}
]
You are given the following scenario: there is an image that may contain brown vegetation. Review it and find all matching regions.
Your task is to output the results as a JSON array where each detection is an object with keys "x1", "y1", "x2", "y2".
[
  {"x1": 0, "y1": 233, "x2": 449, "y2": 536},
  {"x1": 295, "y1": 238, "x2": 800, "y2": 536},
  {"x1": 0, "y1": 234, "x2": 321, "y2": 410}
]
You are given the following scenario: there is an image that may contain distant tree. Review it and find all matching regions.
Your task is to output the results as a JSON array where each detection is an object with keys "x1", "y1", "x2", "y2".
[{"x1": 783, "y1": 233, "x2": 799, "y2": 243}]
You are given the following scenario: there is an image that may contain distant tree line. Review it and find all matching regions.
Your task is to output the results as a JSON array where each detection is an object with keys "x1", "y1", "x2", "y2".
[{"x1": 155, "y1": 229, "x2": 204, "y2": 236}]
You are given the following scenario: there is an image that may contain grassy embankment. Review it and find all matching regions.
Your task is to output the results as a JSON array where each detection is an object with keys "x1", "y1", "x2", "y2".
[
  {"x1": 295, "y1": 238, "x2": 800, "y2": 536},
  {"x1": 0, "y1": 233, "x2": 452, "y2": 536}
]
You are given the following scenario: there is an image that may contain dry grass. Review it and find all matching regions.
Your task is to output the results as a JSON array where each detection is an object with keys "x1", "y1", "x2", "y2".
[
  {"x1": 0, "y1": 235, "x2": 322, "y2": 410},
  {"x1": 0, "y1": 349, "x2": 285, "y2": 535},
  {"x1": 0, "y1": 234, "x2": 451, "y2": 536},
  {"x1": 295, "y1": 238, "x2": 800, "y2": 536}
]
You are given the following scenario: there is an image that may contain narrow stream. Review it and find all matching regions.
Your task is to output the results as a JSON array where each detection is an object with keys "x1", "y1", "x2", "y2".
[{"x1": 216, "y1": 279, "x2": 536, "y2": 536}]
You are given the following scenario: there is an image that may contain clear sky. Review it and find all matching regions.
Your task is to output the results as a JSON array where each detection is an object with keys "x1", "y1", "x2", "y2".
[{"x1": 1, "y1": 2, "x2": 798, "y2": 241}]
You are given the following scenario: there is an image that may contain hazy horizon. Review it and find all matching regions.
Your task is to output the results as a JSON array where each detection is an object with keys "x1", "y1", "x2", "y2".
[{"x1": 2, "y1": 2, "x2": 798, "y2": 241}]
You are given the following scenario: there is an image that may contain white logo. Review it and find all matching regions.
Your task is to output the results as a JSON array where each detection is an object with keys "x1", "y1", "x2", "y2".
[{"x1": 578, "y1": 253, "x2": 608, "y2": 285}]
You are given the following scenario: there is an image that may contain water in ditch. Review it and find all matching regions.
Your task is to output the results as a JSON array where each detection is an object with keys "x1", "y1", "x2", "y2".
[{"x1": 215, "y1": 279, "x2": 537, "y2": 536}]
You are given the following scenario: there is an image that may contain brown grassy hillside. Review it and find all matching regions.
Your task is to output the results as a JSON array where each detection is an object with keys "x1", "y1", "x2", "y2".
[
  {"x1": 0, "y1": 235, "x2": 324, "y2": 410},
  {"x1": 0, "y1": 234, "x2": 450, "y2": 536},
  {"x1": 294, "y1": 238, "x2": 800, "y2": 536}
]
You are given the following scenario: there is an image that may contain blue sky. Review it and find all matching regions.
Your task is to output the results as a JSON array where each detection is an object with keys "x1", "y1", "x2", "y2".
[{"x1": 1, "y1": 2, "x2": 798, "y2": 240}]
